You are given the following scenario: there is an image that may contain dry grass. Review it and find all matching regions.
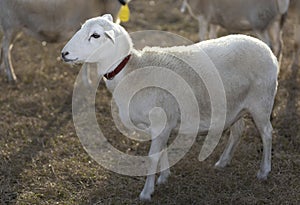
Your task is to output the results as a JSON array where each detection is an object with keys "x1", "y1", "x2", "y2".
[{"x1": 1, "y1": 0, "x2": 300, "y2": 204}]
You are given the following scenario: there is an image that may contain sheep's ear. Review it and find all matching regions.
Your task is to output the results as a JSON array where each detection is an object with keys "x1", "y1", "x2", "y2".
[
  {"x1": 102, "y1": 14, "x2": 113, "y2": 22},
  {"x1": 105, "y1": 30, "x2": 115, "y2": 44}
]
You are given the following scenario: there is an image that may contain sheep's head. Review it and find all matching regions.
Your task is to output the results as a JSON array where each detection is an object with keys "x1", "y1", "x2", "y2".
[{"x1": 61, "y1": 14, "x2": 132, "y2": 65}]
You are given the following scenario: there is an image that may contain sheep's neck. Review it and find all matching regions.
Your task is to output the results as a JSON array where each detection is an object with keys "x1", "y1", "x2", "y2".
[
  {"x1": 103, "y1": 54, "x2": 131, "y2": 80},
  {"x1": 104, "y1": 49, "x2": 138, "y2": 93}
]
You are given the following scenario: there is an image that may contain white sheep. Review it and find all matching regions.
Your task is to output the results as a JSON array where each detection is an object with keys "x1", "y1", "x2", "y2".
[
  {"x1": 181, "y1": 0, "x2": 290, "y2": 57},
  {"x1": 62, "y1": 14, "x2": 278, "y2": 201},
  {"x1": 0, "y1": 0, "x2": 124, "y2": 82}
]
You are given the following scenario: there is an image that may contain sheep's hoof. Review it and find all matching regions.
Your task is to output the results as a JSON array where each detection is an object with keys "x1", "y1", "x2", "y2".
[
  {"x1": 139, "y1": 185, "x2": 154, "y2": 201},
  {"x1": 257, "y1": 170, "x2": 269, "y2": 180},
  {"x1": 157, "y1": 175, "x2": 168, "y2": 185},
  {"x1": 139, "y1": 192, "x2": 152, "y2": 201},
  {"x1": 214, "y1": 160, "x2": 228, "y2": 169},
  {"x1": 7, "y1": 74, "x2": 17, "y2": 84},
  {"x1": 8, "y1": 78, "x2": 17, "y2": 84}
]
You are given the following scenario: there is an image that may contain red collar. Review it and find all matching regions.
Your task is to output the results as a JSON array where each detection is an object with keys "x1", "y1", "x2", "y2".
[{"x1": 104, "y1": 54, "x2": 131, "y2": 80}]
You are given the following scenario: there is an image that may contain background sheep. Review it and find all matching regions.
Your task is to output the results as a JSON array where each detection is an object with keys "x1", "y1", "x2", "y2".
[
  {"x1": 62, "y1": 14, "x2": 278, "y2": 201},
  {"x1": 290, "y1": 0, "x2": 300, "y2": 66},
  {"x1": 0, "y1": 0, "x2": 123, "y2": 82},
  {"x1": 181, "y1": 0, "x2": 290, "y2": 57}
]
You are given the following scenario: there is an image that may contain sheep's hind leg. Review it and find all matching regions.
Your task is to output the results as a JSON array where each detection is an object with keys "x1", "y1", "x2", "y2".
[
  {"x1": 139, "y1": 128, "x2": 170, "y2": 201},
  {"x1": 215, "y1": 118, "x2": 244, "y2": 168},
  {"x1": 157, "y1": 149, "x2": 170, "y2": 185},
  {"x1": 250, "y1": 110, "x2": 273, "y2": 180}
]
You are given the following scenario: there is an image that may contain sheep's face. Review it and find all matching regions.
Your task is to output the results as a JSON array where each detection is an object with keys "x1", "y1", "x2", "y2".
[{"x1": 61, "y1": 14, "x2": 130, "y2": 64}]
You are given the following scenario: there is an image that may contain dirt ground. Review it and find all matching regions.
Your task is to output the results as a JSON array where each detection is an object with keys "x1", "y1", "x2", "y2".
[{"x1": 1, "y1": 0, "x2": 300, "y2": 204}]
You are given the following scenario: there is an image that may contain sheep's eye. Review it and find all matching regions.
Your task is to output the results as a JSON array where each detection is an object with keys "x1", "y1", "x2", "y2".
[{"x1": 91, "y1": 33, "x2": 100, "y2": 39}]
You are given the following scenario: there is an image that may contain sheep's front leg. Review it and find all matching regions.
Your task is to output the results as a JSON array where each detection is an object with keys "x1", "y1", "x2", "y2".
[
  {"x1": 255, "y1": 121, "x2": 273, "y2": 180},
  {"x1": 249, "y1": 109, "x2": 273, "y2": 180},
  {"x1": 198, "y1": 15, "x2": 209, "y2": 41},
  {"x1": 139, "y1": 129, "x2": 170, "y2": 201},
  {"x1": 157, "y1": 149, "x2": 170, "y2": 185}
]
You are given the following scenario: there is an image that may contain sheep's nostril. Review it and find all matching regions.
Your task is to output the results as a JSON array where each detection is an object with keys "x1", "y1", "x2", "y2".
[{"x1": 61, "y1": 51, "x2": 69, "y2": 59}]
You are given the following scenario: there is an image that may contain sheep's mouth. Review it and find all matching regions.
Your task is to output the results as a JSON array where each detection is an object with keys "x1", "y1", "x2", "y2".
[{"x1": 63, "y1": 57, "x2": 79, "y2": 63}]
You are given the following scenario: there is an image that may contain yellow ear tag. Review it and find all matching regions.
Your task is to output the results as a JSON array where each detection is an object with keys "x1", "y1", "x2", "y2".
[{"x1": 117, "y1": 4, "x2": 130, "y2": 23}]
